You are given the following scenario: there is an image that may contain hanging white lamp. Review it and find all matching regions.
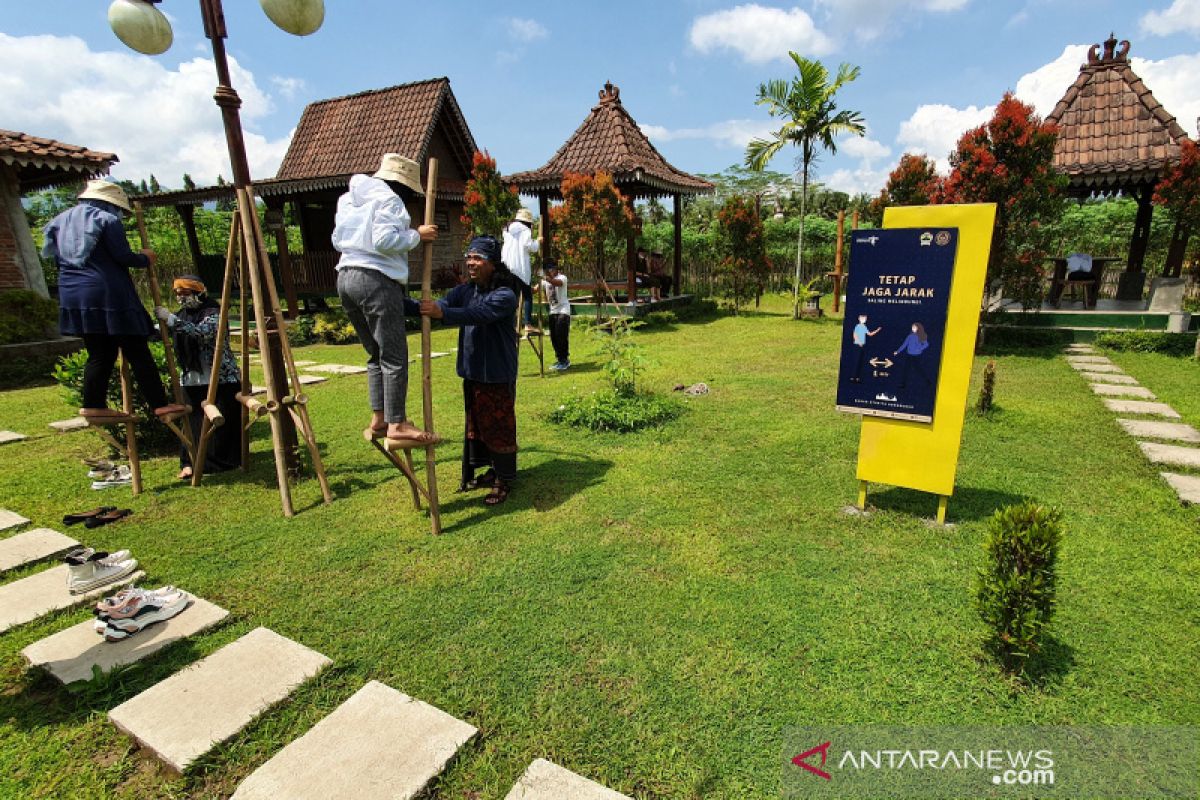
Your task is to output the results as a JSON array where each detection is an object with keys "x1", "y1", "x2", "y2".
[
  {"x1": 107, "y1": 0, "x2": 173, "y2": 55},
  {"x1": 259, "y1": 0, "x2": 325, "y2": 36}
]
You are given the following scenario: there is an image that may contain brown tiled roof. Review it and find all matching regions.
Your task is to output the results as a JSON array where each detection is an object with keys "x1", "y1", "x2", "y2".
[
  {"x1": 0, "y1": 130, "x2": 117, "y2": 192},
  {"x1": 1046, "y1": 36, "x2": 1190, "y2": 192},
  {"x1": 507, "y1": 82, "x2": 713, "y2": 198},
  {"x1": 275, "y1": 78, "x2": 476, "y2": 184}
]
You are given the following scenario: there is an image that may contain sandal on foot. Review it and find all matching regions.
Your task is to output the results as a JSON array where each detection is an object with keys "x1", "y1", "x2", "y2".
[
  {"x1": 459, "y1": 469, "x2": 496, "y2": 492},
  {"x1": 63, "y1": 506, "x2": 116, "y2": 526},
  {"x1": 484, "y1": 481, "x2": 510, "y2": 506}
]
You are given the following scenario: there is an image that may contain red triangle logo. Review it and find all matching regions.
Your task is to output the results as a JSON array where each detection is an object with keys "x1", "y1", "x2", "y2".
[{"x1": 792, "y1": 741, "x2": 832, "y2": 780}]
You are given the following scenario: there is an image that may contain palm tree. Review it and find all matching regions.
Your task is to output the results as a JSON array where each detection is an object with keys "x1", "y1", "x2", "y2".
[{"x1": 746, "y1": 53, "x2": 866, "y2": 319}]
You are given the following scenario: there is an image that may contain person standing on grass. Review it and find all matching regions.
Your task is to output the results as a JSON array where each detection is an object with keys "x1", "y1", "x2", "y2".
[
  {"x1": 332, "y1": 153, "x2": 439, "y2": 446},
  {"x1": 539, "y1": 259, "x2": 571, "y2": 371},
  {"x1": 501, "y1": 208, "x2": 542, "y2": 333},
  {"x1": 42, "y1": 179, "x2": 185, "y2": 422},
  {"x1": 419, "y1": 236, "x2": 520, "y2": 506}
]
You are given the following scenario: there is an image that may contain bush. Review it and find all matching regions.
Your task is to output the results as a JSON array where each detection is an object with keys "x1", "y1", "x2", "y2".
[
  {"x1": 52, "y1": 343, "x2": 177, "y2": 454},
  {"x1": 286, "y1": 314, "x2": 316, "y2": 347},
  {"x1": 641, "y1": 310, "x2": 678, "y2": 328},
  {"x1": 979, "y1": 325, "x2": 1071, "y2": 351},
  {"x1": 549, "y1": 389, "x2": 685, "y2": 433},
  {"x1": 976, "y1": 502, "x2": 1064, "y2": 676},
  {"x1": 312, "y1": 309, "x2": 358, "y2": 344},
  {"x1": 1093, "y1": 330, "x2": 1195, "y2": 357},
  {"x1": 0, "y1": 289, "x2": 58, "y2": 345},
  {"x1": 976, "y1": 359, "x2": 996, "y2": 415},
  {"x1": 674, "y1": 299, "x2": 723, "y2": 322}
]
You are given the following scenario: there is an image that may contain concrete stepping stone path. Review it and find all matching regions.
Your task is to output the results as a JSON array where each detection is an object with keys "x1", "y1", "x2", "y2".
[
  {"x1": 250, "y1": 375, "x2": 327, "y2": 395},
  {"x1": 231, "y1": 680, "x2": 477, "y2": 800},
  {"x1": 1102, "y1": 400, "x2": 1181, "y2": 419},
  {"x1": 303, "y1": 363, "x2": 368, "y2": 375},
  {"x1": 1137, "y1": 441, "x2": 1200, "y2": 470},
  {"x1": 1090, "y1": 384, "x2": 1156, "y2": 399},
  {"x1": 1071, "y1": 362, "x2": 1123, "y2": 374},
  {"x1": 1083, "y1": 372, "x2": 1137, "y2": 385},
  {"x1": 1161, "y1": 473, "x2": 1200, "y2": 504},
  {"x1": 504, "y1": 759, "x2": 631, "y2": 800},
  {"x1": 0, "y1": 528, "x2": 78, "y2": 573},
  {"x1": 1064, "y1": 345, "x2": 1096, "y2": 353},
  {"x1": 48, "y1": 418, "x2": 88, "y2": 433},
  {"x1": 0, "y1": 431, "x2": 27, "y2": 444},
  {"x1": 1066, "y1": 356, "x2": 1113, "y2": 365},
  {"x1": 0, "y1": 509, "x2": 30, "y2": 533},
  {"x1": 108, "y1": 627, "x2": 330, "y2": 773},
  {"x1": 22, "y1": 596, "x2": 228, "y2": 685},
  {"x1": 0, "y1": 567, "x2": 144, "y2": 634},
  {"x1": 1117, "y1": 420, "x2": 1200, "y2": 443}
]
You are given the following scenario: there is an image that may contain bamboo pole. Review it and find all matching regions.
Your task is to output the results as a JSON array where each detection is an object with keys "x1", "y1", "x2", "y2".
[
  {"x1": 421, "y1": 159, "x2": 442, "y2": 535},
  {"x1": 832, "y1": 210, "x2": 845, "y2": 314},
  {"x1": 134, "y1": 205, "x2": 189, "y2": 411}
]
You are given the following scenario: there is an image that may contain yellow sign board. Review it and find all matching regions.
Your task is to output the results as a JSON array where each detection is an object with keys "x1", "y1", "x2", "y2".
[{"x1": 856, "y1": 203, "x2": 997, "y2": 521}]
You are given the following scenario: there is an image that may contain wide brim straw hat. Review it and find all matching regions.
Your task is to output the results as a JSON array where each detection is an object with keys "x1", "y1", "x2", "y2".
[
  {"x1": 373, "y1": 153, "x2": 423, "y2": 194},
  {"x1": 515, "y1": 208, "x2": 534, "y2": 224},
  {"x1": 78, "y1": 179, "x2": 132, "y2": 213}
]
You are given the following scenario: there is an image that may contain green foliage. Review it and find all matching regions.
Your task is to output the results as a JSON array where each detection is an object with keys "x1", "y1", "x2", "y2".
[
  {"x1": 311, "y1": 310, "x2": 358, "y2": 344},
  {"x1": 976, "y1": 502, "x2": 1064, "y2": 676},
  {"x1": 641, "y1": 310, "x2": 678, "y2": 328},
  {"x1": 591, "y1": 316, "x2": 645, "y2": 396},
  {"x1": 286, "y1": 314, "x2": 316, "y2": 346},
  {"x1": 976, "y1": 359, "x2": 997, "y2": 415},
  {"x1": 978, "y1": 325, "x2": 1071, "y2": 351},
  {"x1": 548, "y1": 389, "x2": 684, "y2": 433},
  {"x1": 1094, "y1": 330, "x2": 1195, "y2": 357},
  {"x1": 51, "y1": 344, "x2": 176, "y2": 453},
  {"x1": 550, "y1": 172, "x2": 635, "y2": 283},
  {"x1": 462, "y1": 150, "x2": 522, "y2": 239},
  {"x1": 0, "y1": 289, "x2": 58, "y2": 345},
  {"x1": 715, "y1": 195, "x2": 770, "y2": 313}
]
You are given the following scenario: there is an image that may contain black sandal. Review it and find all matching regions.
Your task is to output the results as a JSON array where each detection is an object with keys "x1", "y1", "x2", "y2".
[
  {"x1": 460, "y1": 469, "x2": 496, "y2": 492},
  {"x1": 63, "y1": 506, "x2": 116, "y2": 526},
  {"x1": 484, "y1": 481, "x2": 510, "y2": 506}
]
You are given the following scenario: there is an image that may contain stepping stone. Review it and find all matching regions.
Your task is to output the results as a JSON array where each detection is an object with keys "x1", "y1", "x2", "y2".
[
  {"x1": 1082, "y1": 372, "x2": 1137, "y2": 384},
  {"x1": 1065, "y1": 345, "x2": 1096, "y2": 353},
  {"x1": 1137, "y1": 441, "x2": 1200, "y2": 469},
  {"x1": 504, "y1": 759, "x2": 631, "y2": 800},
  {"x1": 0, "y1": 510, "x2": 29, "y2": 533},
  {"x1": 108, "y1": 627, "x2": 330, "y2": 773},
  {"x1": 250, "y1": 375, "x2": 327, "y2": 395},
  {"x1": 1161, "y1": 473, "x2": 1200, "y2": 504},
  {"x1": 1103, "y1": 400, "x2": 1180, "y2": 419},
  {"x1": 1117, "y1": 419, "x2": 1200, "y2": 444},
  {"x1": 1090, "y1": 384, "x2": 1156, "y2": 399},
  {"x1": 0, "y1": 431, "x2": 27, "y2": 445},
  {"x1": 22, "y1": 596, "x2": 228, "y2": 685},
  {"x1": 0, "y1": 528, "x2": 78, "y2": 573},
  {"x1": 49, "y1": 418, "x2": 89, "y2": 433},
  {"x1": 1071, "y1": 362, "x2": 1123, "y2": 374},
  {"x1": 410, "y1": 352, "x2": 450, "y2": 363},
  {"x1": 303, "y1": 363, "x2": 368, "y2": 375},
  {"x1": 1066, "y1": 356, "x2": 1112, "y2": 365},
  {"x1": 231, "y1": 680, "x2": 477, "y2": 800},
  {"x1": 291, "y1": 360, "x2": 317, "y2": 367},
  {"x1": 0, "y1": 567, "x2": 143, "y2": 634}
]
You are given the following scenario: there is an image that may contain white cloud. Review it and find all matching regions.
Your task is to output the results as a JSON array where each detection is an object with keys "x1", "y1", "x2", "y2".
[
  {"x1": 823, "y1": 165, "x2": 892, "y2": 196},
  {"x1": 0, "y1": 33, "x2": 292, "y2": 187},
  {"x1": 1013, "y1": 44, "x2": 1088, "y2": 117},
  {"x1": 840, "y1": 136, "x2": 891, "y2": 161},
  {"x1": 269, "y1": 75, "x2": 306, "y2": 102},
  {"x1": 1130, "y1": 52, "x2": 1200, "y2": 139},
  {"x1": 689, "y1": 5, "x2": 835, "y2": 63},
  {"x1": 507, "y1": 17, "x2": 549, "y2": 42},
  {"x1": 813, "y1": 0, "x2": 969, "y2": 41},
  {"x1": 896, "y1": 103, "x2": 993, "y2": 171},
  {"x1": 641, "y1": 119, "x2": 776, "y2": 149},
  {"x1": 1141, "y1": 0, "x2": 1200, "y2": 37}
]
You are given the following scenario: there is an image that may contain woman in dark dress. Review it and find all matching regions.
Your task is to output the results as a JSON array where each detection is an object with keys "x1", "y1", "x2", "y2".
[{"x1": 41, "y1": 180, "x2": 184, "y2": 421}]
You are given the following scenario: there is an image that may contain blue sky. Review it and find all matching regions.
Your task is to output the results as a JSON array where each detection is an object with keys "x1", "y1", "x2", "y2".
[{"x1": 3, "y1": 1, "x2": 1198, "y2": 196}]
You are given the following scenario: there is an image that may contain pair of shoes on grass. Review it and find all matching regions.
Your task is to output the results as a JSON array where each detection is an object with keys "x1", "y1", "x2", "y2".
[
  {"x1": 93, "y1": 585, "x2": 191, "y2": 641},
  {"x1": 92, "y1": 465, "x2": 132, "y2": 490},
  {"x1": 63, "y1": 547, "x2": 138, "y2": 595},
  {"x1": 63, "y1": 508, "x2": 132, "y2": 528},
  {"x1": 550, "y1": 360, "x2": 571, "y2": 372}
]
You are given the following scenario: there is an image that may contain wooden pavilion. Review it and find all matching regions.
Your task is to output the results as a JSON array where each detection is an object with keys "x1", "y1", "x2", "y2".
[
  {"x1": 506, "y1": 81, "x2": 713, "y2": 303},
  {"x1": 0, "y1": 130, "x2": 117, "y2": 298},
  {"x1": 141, "y1": 78, "x2": 478, "y2": 313},
  {"x1": 1046, "y1": 34, "x2": 1192, "y2": 300}
]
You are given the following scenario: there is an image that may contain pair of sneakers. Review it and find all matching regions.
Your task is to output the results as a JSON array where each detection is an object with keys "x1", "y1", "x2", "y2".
[
  {"x1": 64, "y1": 547, "x2": 139, "y2": 595},
  {"x1": 551, "y1": 360, "x2": 571, "y2": 372},
  {"x1": 91, "y1": 465, "x2": 132, "y2": 489},
  {"x1": 93, "y1": 585, "x2": 192, "y2": 642}
]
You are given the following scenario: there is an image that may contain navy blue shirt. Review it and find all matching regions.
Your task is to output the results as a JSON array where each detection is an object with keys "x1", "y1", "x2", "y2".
[{"x1": 417, "y1": 282, "x2": 518, "y2": 383}]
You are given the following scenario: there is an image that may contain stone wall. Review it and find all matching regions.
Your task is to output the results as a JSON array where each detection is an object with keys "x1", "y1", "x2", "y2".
[{"x1": 0, "y1": 166, "x2": 49, "y2": 297}]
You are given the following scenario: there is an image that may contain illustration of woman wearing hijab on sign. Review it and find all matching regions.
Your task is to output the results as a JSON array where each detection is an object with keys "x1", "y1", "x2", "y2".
[{"x1": 893, "y1": 322, "x2": 932, "y2": 389}]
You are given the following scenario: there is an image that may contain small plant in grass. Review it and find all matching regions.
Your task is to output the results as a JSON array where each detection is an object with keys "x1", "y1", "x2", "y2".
[
  {"x1": 975, "y1": 359, "x2": 996, "y2": 415},
  {"x1": 976, "y1": 502, "x2": 1064, "y2": 676}
]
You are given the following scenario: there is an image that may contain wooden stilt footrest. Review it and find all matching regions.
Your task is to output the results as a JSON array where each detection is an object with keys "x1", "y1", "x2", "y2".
[
  {"x1": 201, "y1": 401, "x2": 225, "y2": 427},
  {"x1": 236, "y1": 392, "x2": 275, "y2": 418},
  {"x1": 81, "y1": 414, "x2": 137, "y2": 427},
  {"x1": 362, "y1": 428, "x2": 443, "y2": 451}
]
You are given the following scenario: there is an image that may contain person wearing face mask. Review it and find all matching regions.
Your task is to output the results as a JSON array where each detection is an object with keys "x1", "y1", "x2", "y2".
[
  {"x1": 42, "y1": 180, "x2": 185, "y2": 422},
  {"x1": 154, "y1": 275, "x2": 241, "y2": 479}
]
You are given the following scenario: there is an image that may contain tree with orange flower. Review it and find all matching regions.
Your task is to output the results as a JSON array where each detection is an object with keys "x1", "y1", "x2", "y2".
[
  {"x1": 1153, "y1": 138, "x2": 1200, "y2": 356},
  {"x1": 549, "y1": 171, "x2": 635, "y2": 310},
  {"x1": 715, "y1": 195, "x2": 770, "y2": 314},
  {"x1": 461, "y1": 150, "x2": 521, "y2": 240},
  {"x1": 871, "y1": 153, "x2": 942, "y2": 220}
]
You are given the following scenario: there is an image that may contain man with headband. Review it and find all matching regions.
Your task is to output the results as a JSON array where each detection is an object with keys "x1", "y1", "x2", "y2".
[{"x1": 418, "y1": 235, "x2": 520, "y2": 506}]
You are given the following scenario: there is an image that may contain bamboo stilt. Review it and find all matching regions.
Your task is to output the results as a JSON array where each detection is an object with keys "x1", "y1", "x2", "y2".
[
  {"x1": 419, "y1": 160, "x2": 442, "y2": 534},
  {"x1": 119, "y1": 359, "x2": 142, "y2": 495}
]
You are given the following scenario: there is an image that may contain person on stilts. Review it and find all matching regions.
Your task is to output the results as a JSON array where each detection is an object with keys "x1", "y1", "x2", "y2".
[
  {"x1": 501, "y1": 208, "x2": 542, "y2": 335},
  {"x1": 419, "y1": 236, "x2": 519, "y2": 506}
]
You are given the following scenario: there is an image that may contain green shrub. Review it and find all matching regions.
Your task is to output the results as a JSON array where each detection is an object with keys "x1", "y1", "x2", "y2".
[
  {"x1": 1093, "y1": 330, "x2": 1194, "y2": 357},
  {"x1": 52, "y1": 343, "x2": 176, "y2": 453},
  {"x1": 979, "y1": 325, "x2": 1071, "y2": 350},
  {"x1": 312, "y1": 309, "x2": 358, "y2": 344},
  {"x1": 674, "y1": 299, "x2": 723, "y2": 322},
  {"x1": 641, "y1": 310, "x2": 678, "y2": 328},
  {"x1": 591, "y1": 317, "x2": 645, "y2": 397},
  {"x1": 287, "y1": 314, "x2": 316, "y2": 346},
  {"x1": 976, "y1": 359, "x2": 997, "y2": 415},
  {"x1": 549, "y1": 389, "x2": 685, "y2": 433},
  {"x1": 976, "y1": 502, "x2": 1064, "y2": 676},
  {"x1": 0, "y1": 289, "x2": 58, "y2": 345}
]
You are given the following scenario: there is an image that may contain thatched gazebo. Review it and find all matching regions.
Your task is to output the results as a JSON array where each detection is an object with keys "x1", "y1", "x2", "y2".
[
  {"x1": 507, "y1": 81, "x2": 713, "y2": 302},
  {"x1": 0, "y1": 131, "x2": 117, "y2": 297},
  {"x1": 1046, "y1": 34, "x2": 1192, "y2": 299}
]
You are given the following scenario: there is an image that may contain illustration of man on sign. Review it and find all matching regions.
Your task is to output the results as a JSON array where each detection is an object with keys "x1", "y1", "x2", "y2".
[
  {"x1": 893, "y1": 322, "x2": 933, "y2": 389},
  {"x1": 850, "y1": 314, "x2": 882, "y2": 383}
]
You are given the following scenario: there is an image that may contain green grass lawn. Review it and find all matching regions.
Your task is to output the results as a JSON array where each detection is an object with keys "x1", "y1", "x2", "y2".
[{"x1": 0, "y1": 297, "x2": 1196, "y2": 799}]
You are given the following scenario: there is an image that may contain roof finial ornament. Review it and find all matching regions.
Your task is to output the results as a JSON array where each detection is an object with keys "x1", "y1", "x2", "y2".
[
  {"x1": 1088, "y1": 33, "x2": 1130, "y2": 66},
  {"x1": 599, "y1": 81, "x2": 620, "y2": 104}
]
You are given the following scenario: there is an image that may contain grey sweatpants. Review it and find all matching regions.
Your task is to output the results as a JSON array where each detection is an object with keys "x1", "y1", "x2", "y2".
[{"x1": 337, "y1": 266, "x2": 410, "y2": 423}]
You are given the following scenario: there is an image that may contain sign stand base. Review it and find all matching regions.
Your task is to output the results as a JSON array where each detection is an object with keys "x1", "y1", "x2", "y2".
[{"x1": 857, "y1": 480, "x2": 950, "y2": 525}]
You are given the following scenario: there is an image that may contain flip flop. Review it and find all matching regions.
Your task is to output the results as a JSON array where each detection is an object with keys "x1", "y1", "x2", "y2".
[
  {"x1": 484, "y1": 481, "x2": 510, "y2": 506},
  {"x1": 84, "y1": 508, "x2": 133, "y2": 529},
  {"x1": 459, "y1": 469, "x2": 496, "y2": 492},
  {"x1": 62, "y1": 506, "x2": 117, "y2": 526}
]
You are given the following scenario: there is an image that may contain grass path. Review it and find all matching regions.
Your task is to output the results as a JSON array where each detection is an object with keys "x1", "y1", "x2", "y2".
[{"x1": 0, "y1": 298, "x2": 1196, "y2": 798}]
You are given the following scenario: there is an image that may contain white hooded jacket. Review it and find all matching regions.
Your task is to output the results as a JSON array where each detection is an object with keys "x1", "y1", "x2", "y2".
[
  {"x1": 331, "y1": 174, "x2": 421, "y2": 282},
  {"x1": 501, "y1": 220, "x2": 539, "y2": 285}
]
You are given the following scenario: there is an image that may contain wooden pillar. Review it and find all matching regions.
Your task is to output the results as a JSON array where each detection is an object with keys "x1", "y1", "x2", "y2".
[
  {"x1": 832, "y1": 210, "x2": 845, "y2": 313},
  {"x1": 672, "y1": 193, "x2": 683, "y2": 295},
  {"x1": 1164, "y1": 217, "x2": 1190, "y2": 278},
  {"x1": 625, "y1": 195, "x2": 638, "y2": 305},
  {"x1": 1128, "y1": 185, "x2": 1154, "y2": 273},
  {"x1": 175, "y1": 204, "x2": 205, "y2": 272},
  {"x1": 538, "y1": 193, "x2": 552, "y2": 260},
  {"x1": 264, "y1": 199, "x2": 298, "y2": 319}
]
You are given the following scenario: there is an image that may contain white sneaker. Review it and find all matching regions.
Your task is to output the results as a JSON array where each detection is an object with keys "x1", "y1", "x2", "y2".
[
  {"x1": 93, "y1": 585, "x2": 180, "y2": 633},
  {"x1": 91, "y1": 466, "x2": 132, "y2": 490},
  {"x1": 103, "y1": 589, "x2": 191, "y2": 641},
  {"x1": 67, "y1": 556, "x2": 138, "y2": 595}
]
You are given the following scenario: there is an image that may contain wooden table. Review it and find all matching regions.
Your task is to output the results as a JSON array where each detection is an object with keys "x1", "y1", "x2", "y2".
[{"x1": 1045, "y1": 256, "x2": 1122, "y2": 308}]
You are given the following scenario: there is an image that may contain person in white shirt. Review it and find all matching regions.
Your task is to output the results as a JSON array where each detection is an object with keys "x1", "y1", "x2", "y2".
[
  {"x1": 539, "y1": 260, "x2": 571, "y2": 370},
  {"x1": 331, "y1": 153, "x2": 438, "y2": 445},
  {"x1": 501, "y1": 208, "x2": 542, "y2": 333}
]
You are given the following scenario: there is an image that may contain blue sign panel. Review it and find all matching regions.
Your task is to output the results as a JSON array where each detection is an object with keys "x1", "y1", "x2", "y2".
[{"x1": 835, "y1": 228, "x2": 958, "y2": 423}]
